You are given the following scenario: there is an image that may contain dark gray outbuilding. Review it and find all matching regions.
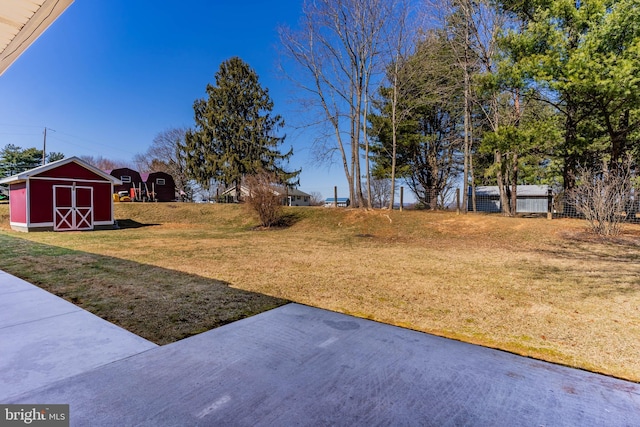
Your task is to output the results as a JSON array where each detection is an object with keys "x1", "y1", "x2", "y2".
[{"x1": 470, "y1": 185, "x2": 550, "y2": 214}]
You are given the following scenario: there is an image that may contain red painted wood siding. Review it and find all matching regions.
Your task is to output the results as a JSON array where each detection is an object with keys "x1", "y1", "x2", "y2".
[
  {"x1": 29, "y1": 179, "x2": 55, "y2": 223},
  {"x1": 29, "y1": 179, "x2": 113, "y2": 223},
  {"x1": 37, "y1": 162, "x2": 106, "y2": 181},
  {"x1": 9, "y1": 182, "x2": 27, "y2": 224}
]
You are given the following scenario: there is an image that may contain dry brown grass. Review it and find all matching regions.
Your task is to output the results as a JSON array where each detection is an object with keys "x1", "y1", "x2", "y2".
[{"x1": 1, "y1": 203, "x2": 639, "y2": 382}]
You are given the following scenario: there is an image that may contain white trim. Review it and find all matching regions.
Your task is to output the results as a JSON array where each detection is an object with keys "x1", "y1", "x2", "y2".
[
  {"x1": 11, "y1": 220, "x2": 114, "y2": 228},
  {"x1": 110, "y1": 182, "x2": 115, "y2": 224},
  {"x1": 28, "y1": 176, "x2": 115, "y2": 184},
  {"x1": 25, "y1": 180, "x2": 30, "y2": 226},
  {"x1": 53, "y1": 185, "x2": 94, "y2": 231},
  {"x1": 0, "y1": 156, "x2": 122, "y2": 185}
]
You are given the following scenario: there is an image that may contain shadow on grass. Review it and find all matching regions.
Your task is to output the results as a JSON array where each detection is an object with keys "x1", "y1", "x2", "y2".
[
  {"x1": 116, "y1": 218, "x2": 161, "y2": 229},
  {"x1": 251, "y1": 211, "x2": 303, "y2": 230},
  {"x1": 530, "y1": 233, "x2": 640, "y2": 298},
  {"x1": 0, "y1": 233, "x2": 287, "y2": 345},
  {"x1": 276, "y1": 211, "x2": 303, "y2": 227},
  {"x1": 539, "y1": 230, "x2": 640, "y2": 264}
]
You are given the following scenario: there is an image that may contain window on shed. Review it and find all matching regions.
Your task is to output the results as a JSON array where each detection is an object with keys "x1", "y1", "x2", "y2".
[
  {"x1": 121, "y1": 175, "x2": 131, "y2": 183},
  {"x1": 156, "y1": 178, "x2": 166, "y2": 186}
]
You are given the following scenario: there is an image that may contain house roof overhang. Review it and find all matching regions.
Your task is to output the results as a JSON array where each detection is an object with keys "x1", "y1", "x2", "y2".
[
  {"x1": 0, "y1": 156, "x2": 123, "y2": 185},
  {"x1": 0, "y1": 0, "x2": 74, "y2": 76}
]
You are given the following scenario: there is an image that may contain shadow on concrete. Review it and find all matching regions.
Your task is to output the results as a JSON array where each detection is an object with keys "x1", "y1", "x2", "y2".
[{"x1": 0, "y1": 233, "x2": 287, "y2": 345}]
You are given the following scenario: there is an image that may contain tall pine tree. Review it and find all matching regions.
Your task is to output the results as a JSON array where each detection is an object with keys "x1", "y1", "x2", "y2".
[{"x1": 184, "y1": 57, "x2": 299, "y2": 199}]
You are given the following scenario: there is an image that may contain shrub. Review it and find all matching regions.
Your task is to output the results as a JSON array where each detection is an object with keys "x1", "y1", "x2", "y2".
[
  {"x1": 244, "y1": 173, "x2": 284, "y2": 227},
  {"x1": 570, "y1": 165, "x2": 635, "y2": 236}
]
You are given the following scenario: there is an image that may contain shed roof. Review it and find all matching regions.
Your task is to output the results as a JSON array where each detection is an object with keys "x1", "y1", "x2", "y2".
[
  {"x1": 473, "y1": 185, "x2": 549, "y2": 197},
  {"x1": 0, "y1": 156, "x2": 122, "y2": 185},
  {"x1": 0, "y1": 0, "x2": 74, "y2": 76}
]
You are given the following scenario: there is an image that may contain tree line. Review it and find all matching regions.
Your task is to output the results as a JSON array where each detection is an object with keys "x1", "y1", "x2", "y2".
[
  {"x1": 4, "y1": 0, "x2": 638, "y2": 215},
  {"x1": 278, "y1": 0, "x2": 640, "y2": 213}
]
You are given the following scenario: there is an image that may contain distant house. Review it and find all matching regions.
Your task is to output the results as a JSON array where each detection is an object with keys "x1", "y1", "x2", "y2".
[
  {"x1": 285, "y1": 188, "x2": 311, "y2": 206},
  {"x1": 220, "y1": 185, "x2": 311, "y2": 206},
  {"x1": 470, "y1": 185, "x2": 550, "y2": 214},
  {"x1": 324, "y1": 197, "x2": 350, "y2": 208}
]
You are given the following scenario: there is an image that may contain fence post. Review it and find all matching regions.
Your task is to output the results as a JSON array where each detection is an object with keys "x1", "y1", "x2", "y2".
[
  {"x1": 547, "y1": 187, "x2": 553, "y2": 220},
  {"x1": 334, "y1": 186, "x2": 338, "y2": 208},
  {"x1": 400, "y1": 186, "x2": 404, "y2": 211},
  {"x1": 456, "y1": 188, "x2": 460, "y2": 215}
]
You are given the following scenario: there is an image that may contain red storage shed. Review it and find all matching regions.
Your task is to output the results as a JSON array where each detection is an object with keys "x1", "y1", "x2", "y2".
[
  {"x1": 107, "y1": 167, "x2": 143, "y2": 195},
  {"x1": 145, "y1": 171, "x2": 176, "y2": 202},
  {"x1": 0, "y1": 157, "x2": 122, "y2": 232}
]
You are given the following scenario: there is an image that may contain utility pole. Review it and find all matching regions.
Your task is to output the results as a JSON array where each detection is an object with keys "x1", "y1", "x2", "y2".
[
  {"x1": 42, "y1": 127, "x2": 55, "y2": 165},
  {"x1": 42, "y1": 127, "x2": 47, "y2": 165}
]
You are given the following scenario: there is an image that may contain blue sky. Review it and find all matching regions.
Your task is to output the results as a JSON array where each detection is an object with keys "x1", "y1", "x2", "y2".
[{"x1": 0, "y1": 0, "x2": 353, "y2": 199}]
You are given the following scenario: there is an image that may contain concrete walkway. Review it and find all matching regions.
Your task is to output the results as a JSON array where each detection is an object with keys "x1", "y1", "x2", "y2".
[
  {"x1": 0, "y1": 270, "x2": 157, "y2": 401},
  {"x1": 2, "y1": 271, "x2": 639, "y2": 426}
]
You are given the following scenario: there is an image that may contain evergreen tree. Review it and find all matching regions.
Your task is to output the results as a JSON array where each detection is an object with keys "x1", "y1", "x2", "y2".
[
  {"x1": 498, "y1": 0, "x2": 640, "y2": 188},
  {"x1": 0, "y1": 144, "x2": 47, "y2": 177},
  {"x1": 184, "y1": 57, "x2": 299, "y2": 198}
]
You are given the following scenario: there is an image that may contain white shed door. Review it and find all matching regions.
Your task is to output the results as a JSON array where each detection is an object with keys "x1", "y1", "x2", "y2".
[{"x1": 53, "y1": 185, "x2": 94, "y2": 231}]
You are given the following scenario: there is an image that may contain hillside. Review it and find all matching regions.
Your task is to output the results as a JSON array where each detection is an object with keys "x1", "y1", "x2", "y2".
[{"x1": 1, "y1": 202, "x2": 640, "y2": 382}]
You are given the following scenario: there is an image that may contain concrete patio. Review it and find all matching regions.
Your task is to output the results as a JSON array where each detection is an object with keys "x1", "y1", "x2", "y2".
[{"x1": 1, "y1": 270, "x2": 639, "y2": 426}]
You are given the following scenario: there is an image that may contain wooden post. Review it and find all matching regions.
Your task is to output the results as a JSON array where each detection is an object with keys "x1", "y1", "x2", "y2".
[
  {"x1": 334, "y1": 186, "x2": 338, "y2": 208},
  {"x1": 547, "y1": 187, "x2": 553, "y2": 220},
  {"x1": 456, "y1": 188, "x2": 461, "y2": 215},
  {"x1": 400, "y1": 186, "x2": 404, "y2": 211}
]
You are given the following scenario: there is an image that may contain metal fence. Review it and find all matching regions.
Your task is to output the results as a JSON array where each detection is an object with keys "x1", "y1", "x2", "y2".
[
  {"x1": 552, "y1": 190, "x2": 640, "y2": 222},
  {"x1": 459, "y1": 185, "x2": 640, "y2": 223}
]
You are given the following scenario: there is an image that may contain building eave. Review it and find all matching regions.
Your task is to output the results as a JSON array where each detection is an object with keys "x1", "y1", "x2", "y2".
[
  {"x1": 0, "y1": 156, "x2": 123, "y2": 185},
  {"x1": 0, "y1": 0, "x2": 74, "y2": 76}
]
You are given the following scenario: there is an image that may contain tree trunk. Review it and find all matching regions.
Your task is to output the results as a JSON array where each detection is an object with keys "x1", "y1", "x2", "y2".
[
  {"x1": 510, "y1": 152, "x2": 518, "y2": 216},
  {"x1": 363, "y1": 94, "x2": 372, "y2": 209},
  {"x1": 469, "y1": 121, "x2": 477, "y2": 212},
  {"x1": 461, "y1": 14, "x2": 471, "y2": 214},
  {"x1": 389, "y1": 66, "x2": 399, "y2": 210},
  {"x1": 495, "y1": 150, "x2": 509, "y2": 216}
]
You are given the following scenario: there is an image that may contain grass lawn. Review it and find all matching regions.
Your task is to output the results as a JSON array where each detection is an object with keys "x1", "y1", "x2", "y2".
[{"x1": 1, "y1": 202, "x2": 639, "y2": 382}]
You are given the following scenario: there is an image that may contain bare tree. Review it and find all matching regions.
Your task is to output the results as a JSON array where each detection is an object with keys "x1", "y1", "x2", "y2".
[
  {"x1": 370, "y1": 177, "x2": 391, "y2": 208},
  {"x1": 309, "y1": 191, "x2": 325, "y2": 206},
  {"x1": 136, "y1": 127, "x2": 190, "y2": 196},
  {"x1": 379, "y1": 0, "x2": 422, "y2": 210},
  {"x1": 570, "y1": 164, "x2": 635, "y2": 236},
  {"x1": 431, "y1": 0, "x2": 506, "y2": 212},
  {"x1": 79, "y1": 155, "x2": 130, "y2": 171},
  {"x1": 279, "y1": 0, "x2": 398, "y2": 208}
]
